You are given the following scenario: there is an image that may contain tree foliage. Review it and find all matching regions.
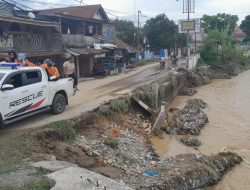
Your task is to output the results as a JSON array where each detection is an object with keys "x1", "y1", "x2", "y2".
[
  {"x1": 143, "y1": 14, "x2": 181, "y2": 51},
  {"x1": 240, "y1": 15, "x2": 250, "y2": 42},
  {"x1": 112, "y1": 19, "x2": 136, "y2": 46},
  {"x1": 200, "y1": 24, "x2": 246, "y2": 70},
  {"x1": 202, "y1": 13, "x2": 238, "y2": 35}
]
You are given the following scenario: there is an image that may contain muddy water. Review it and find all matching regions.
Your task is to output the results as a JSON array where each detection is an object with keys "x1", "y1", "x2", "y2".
[{"x1": 151, "y1": 70, "x2": 250, "y2": 190}]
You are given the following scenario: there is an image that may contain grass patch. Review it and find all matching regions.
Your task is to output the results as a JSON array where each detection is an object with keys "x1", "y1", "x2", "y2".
[
  {"x1": 104, "y1": 137, "x2": 119, "y2": 149},
  {"x1": 20, "y1": 177, "x2": 54, "y2": 190},
  {"x1": 97, "y1": 106, "x2": 114, "y2": 118},
  {"x1": 0, "y1": 177, "x2": 54, "y2": 190},
  {"x1": 0, "y1": 134, "x2": 32, "y2": 175},
  {"x1": 38, "y1": 120, "x2": 77, "y2": 142},
  {"x1": 110, "y1": 99, "x2": 129, "y2": 113}
]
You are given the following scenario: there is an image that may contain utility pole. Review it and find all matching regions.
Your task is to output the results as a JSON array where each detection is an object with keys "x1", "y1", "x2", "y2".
[
  {"x1": 137, "y1": 10, "x2": 141, "y2": 49},
  {"x1": 177, "y1": 0, "x2": 195, "y2": 70}
]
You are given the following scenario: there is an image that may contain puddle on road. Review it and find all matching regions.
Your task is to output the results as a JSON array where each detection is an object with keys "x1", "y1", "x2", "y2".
[{"x1": 151, "y1": 70, "x2": 250, "y2": 190}]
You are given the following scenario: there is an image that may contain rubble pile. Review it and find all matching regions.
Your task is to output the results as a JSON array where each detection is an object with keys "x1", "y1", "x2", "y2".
[
  {"x1": 166, "y1": 104, "x2": 208, "y2": 135},
  {"x1": 188, "y1": 65, "x2": 213, "y2": 87},
  {"x1": 124, "y1": 152, "x2": 242, "y2": 190},
  {"x1": 178, "y1": 87, "x2": 197, "y2": 96},
  {"x1": 180, "y1": 136, "x2": 201, "y2": 147},
  {"x1": 187, "y1": 99, "x2": 207, "y2": 109},
  {"x1": 75, "y1": 113, "x2": 159, "y2": 175}
]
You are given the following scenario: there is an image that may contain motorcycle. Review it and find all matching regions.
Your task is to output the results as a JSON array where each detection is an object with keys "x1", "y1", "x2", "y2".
[{"x1": 160, "y1": 60, "x2": 165, "y2": 69}]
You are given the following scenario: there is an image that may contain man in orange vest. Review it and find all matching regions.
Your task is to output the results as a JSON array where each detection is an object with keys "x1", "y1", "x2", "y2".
[
  {"x1": 16, "y1": 53, "x2": 35, "y2": 67},
  {"x1": 40, "y1": 59, "x2": 60, "y2": 78}
]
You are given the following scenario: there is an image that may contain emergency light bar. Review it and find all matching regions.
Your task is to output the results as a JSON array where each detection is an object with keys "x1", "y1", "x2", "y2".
[{"x1": 0, "y1": 62, "x2": 20, "y2": 68}]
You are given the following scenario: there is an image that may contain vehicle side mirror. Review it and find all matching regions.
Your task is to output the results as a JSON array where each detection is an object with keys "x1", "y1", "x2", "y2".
[{"x1": 1, "y1": 84, "x2": 14, "y2": 91}]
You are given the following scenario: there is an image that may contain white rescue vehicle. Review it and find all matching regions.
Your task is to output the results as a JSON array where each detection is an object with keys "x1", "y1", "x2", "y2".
[{"x1": 0, "y1": 63, "x2": 74, "y2": 127}]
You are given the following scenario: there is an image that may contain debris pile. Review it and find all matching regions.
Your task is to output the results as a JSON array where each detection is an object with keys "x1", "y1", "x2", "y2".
[
  {"x1": 187, "y1": 98, "x2": 207, "y2": 109},
  {"x1": 180, "y1": 136, "x2": 201, "y2": 147},
  {"x1": 75, "y1": 113, "x2": 159, "y2": 175},
  {"x1": 178, "y1": 87, "x2": 197, "y2": 96},
  {"x1": 166, "y1": 104, "x2": 209, "y2": 135},
  {"x1": 124, "y1": 152, "x2": 242, "y2": 190},
  {"x1": 188, "y1": 65, "x2": 213, "y2": 87}
]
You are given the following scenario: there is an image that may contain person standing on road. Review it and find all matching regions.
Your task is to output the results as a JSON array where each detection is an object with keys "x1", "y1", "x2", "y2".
[{"x1": 63, "y1": 57, "x2": 79, "y2": 91}]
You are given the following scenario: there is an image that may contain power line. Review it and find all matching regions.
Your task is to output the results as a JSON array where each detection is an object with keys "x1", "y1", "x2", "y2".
[
  {"x1": 7, "y1": 0, "x2": 34, "y2": 10},
  {"x1": 0, "y1": 0, "x2": 27, "y2": 10},
  {"x1": 18, "y1": 0, "x2": 76, "y2": 8}
]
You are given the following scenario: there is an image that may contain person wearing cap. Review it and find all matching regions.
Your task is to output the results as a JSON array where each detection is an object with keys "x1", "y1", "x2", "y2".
[
  {"x1": 8, "y1": 51, "x2": 17, "y2": 63},
  {"x1": 17, "y1": 53, "x2": 35, "y2": 67},
  {"x1": 40, "y1": 59, "x2": 60, "y2": 78}
]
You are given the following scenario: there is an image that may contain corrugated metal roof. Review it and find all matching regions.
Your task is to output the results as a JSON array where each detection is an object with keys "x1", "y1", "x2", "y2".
[
  {"x1": 38, "y1": 4, "x2": 109, "y2": 22},
  {"x1": 67, "y1": 48, "x2": 108, "y2": 56},
  {"x1": 0, "y1": 2, "x2": 14, "y2": 16},
  {"x1": 0, "y1": 14, "x2": 59, "y2": 27}
]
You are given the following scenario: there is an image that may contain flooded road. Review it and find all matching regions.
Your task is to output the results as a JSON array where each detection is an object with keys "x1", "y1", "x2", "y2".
[{"x1": 152, "y1": 70, "x2": 250, "y2": 190}]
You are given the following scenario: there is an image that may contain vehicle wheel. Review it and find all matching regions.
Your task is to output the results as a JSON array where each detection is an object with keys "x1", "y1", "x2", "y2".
[
  {"x1": 0, "y1": 115, "x2": 3, "y2": 128},
  {"x1": 51, "y1": 93, "x2": 66, "y2": 114}
]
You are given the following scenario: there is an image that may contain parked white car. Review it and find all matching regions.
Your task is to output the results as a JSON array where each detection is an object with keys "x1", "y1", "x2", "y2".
[{"x1": 0, "y1": 64, "x2": 74, "y2": 127}]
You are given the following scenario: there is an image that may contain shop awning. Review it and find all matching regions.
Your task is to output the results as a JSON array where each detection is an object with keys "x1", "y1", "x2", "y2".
[{"x1": 66, "y1": 48, "x2": 109, "y2": 56}]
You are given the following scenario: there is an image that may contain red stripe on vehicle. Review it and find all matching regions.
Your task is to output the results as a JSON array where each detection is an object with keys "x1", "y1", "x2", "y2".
[{"x1": 29, "y1": 99, "x2": 45, "y2": 110}]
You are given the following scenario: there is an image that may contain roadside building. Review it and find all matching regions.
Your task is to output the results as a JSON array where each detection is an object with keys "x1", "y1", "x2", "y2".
[
  {"x1": 37, "y1": 4, "x2": 139, "y2": 78},
  {"x1": 0, "y1": 2, "x2": 139, "y2": 78},
  {"x1": 0, "y1": 2, "x2": 63, "y2": 61},
  {"x1": 37, "y1": 5, "x2": 116, "y2": 78}
]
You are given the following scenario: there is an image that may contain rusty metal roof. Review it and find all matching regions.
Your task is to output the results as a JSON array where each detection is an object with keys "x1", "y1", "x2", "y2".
[
  {"x1": 38, "y1": 5, "x2": 109, "y2": 22},
  {"x1": 67, "y1": 48, "x2": 108, "y2": 56},
  {"x1": 0, "y1": 14, "x2": 59, "y2": 27}
]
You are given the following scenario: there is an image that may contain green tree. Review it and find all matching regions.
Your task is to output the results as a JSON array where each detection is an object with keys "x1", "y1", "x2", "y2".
[
  {"x1": 112, "y1": 19, "x2": 136, "y2": 46},
  {"x1": 143, "y1": 14, "x2": 180, "y2": 51},
  {"x1": 200, "y1": 25, "x2": 246, "y2": 71},
  {"x1": 240, "y1": 15, "x2": 250, "y2": 42},
  {"x1": 202, "y1": 13, "x2": 238, "y2": 35}
]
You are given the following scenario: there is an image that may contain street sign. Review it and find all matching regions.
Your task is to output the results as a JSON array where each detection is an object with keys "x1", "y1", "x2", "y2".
[
  {"x1": 178, "y1": 18, "x2": 201, "y2": 33},
  {"x1": 181, "y1": 20, "x2": 195, "y2": 31}
]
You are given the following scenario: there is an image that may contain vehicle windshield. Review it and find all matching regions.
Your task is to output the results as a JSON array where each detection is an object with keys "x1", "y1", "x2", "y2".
[{"x1": 0, "y1": 73, "x2": 5, "y2": 81}]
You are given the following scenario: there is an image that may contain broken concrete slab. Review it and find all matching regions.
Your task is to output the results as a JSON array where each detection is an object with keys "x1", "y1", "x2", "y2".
[
  {"x1": 32, "y1": 160, "x2": 76, "y2": 172},
  {"x1": 131, "y1": 95, "x2": 155, "y2": 115},
  {"x1": 92, "y1": 167, "x2": 124, "y2": 179},
  {"x1": 47, "y1": 166, "x2": 133, "y2": 190}
]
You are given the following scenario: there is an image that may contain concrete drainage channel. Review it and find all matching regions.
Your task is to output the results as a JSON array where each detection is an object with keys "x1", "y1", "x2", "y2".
[{"x1": 30, "y1": 68, "x2": 242, "y2": 190}]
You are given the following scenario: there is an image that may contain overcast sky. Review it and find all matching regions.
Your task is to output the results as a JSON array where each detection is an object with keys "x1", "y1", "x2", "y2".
[{"x1": 17, "y1": 0, "x2": 250, "y2": 24}]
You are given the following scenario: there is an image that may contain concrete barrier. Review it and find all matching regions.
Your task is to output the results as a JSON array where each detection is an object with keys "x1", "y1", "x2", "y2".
[{"x1": 188, "y1": 54, "x2": 200, "y2": 70}]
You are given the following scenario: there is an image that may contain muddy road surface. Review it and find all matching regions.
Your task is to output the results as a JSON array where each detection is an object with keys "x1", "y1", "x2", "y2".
[{"x1": 1, "y1": 62, "x2": 173, "y2": 134}]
